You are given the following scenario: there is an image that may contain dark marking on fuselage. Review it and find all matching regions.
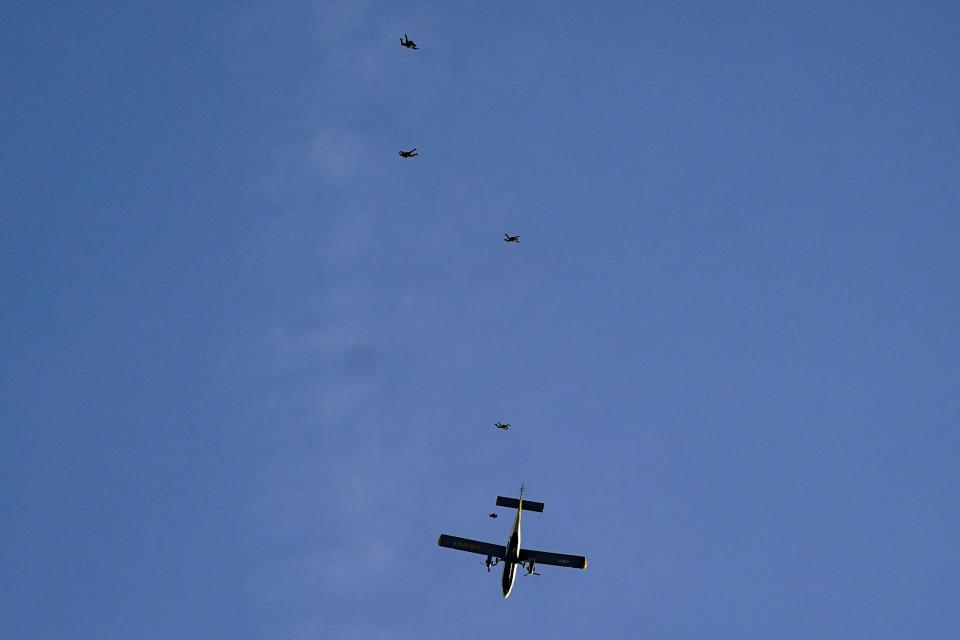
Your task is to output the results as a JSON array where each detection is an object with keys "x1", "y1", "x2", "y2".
[{"x1": 501, "y1": 562, "x2": 516, "y2": 596}]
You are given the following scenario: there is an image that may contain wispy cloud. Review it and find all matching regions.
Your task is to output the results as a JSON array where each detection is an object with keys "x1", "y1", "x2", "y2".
[
  {"x1": 235, "y1": 196, "x2": 440, "y2": 638},
  {"x1": 233, "y1": 265, "x2": 440, "y2": 633},
  {"x1": 224, "y1": 4, "x2": 448, "y2": 636},
  {"x1": 310, "y1": 0, "x2": 433, "y2": 86},
  {"x1": 290, "y1": 616, "x2": 413, "y2": 640},
  {"x1": 305, "y1": 127, "x2": 379, "y2": 183}
]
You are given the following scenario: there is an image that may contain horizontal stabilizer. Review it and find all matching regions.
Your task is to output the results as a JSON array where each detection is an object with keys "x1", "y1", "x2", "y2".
[{"x1": 496, "y1": 496, "x2": 544, "y2": 512}]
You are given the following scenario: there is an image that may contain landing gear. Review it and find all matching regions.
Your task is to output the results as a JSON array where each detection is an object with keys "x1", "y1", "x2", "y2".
[
  {"x1": 524, "y1": 560, "x2": 540, "y2": 576},
  {"x1": 484, "y1": 555, "x2": 500, "y2": 572}
]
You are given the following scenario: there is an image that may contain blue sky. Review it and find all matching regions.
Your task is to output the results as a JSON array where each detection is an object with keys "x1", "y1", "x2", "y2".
[{"x1": 2, "y1": 1, "x2": 959, "y2": 638}]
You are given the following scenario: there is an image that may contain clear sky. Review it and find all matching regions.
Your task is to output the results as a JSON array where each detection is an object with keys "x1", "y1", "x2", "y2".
[{"x1": 2, "y1": 1, "x2": 959, "y2": 638}]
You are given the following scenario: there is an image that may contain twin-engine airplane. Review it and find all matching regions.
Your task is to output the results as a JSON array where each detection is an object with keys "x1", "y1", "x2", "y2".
[{"x1": 438, "y1": 485, "x2": 587, "y2": 598}]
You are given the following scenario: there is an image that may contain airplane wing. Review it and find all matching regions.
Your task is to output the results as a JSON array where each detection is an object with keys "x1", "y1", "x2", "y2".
[
  {"x1": 438, "y1": 534, "x2": 506, "y2": 559},
  {"x1": 518, "y1": 548, "x2": 587, "y2": 570}
]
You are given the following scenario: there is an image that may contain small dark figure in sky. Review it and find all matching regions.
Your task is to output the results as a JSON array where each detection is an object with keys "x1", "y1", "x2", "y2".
[
  {"x1": 398, "y1": 148, "x2": 418, "y2": 158},
  {"x1": 489, "y1": 512, "x2": 498, "y2": 518},
  {"x1": 400, "y1": 34, "x2": 419, "y2": 49},
  {"x1": 494, "y1": 421, "x2": 510, "y2": 430},
  {"x1": 504, "y1": 234, "x2": 519, "y2": 243}
]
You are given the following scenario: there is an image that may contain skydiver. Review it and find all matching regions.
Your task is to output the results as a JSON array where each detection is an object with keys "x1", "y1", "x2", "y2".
[
  {"x1": 398, "y1": 148, "x2": 418, "y2": 158},
  {"x1": 400, "y1": 34, "x2": 419, "y2": 49},
  {"x1": 494, "y1": 422, "x2": 510, "y2": 430},
  {"x1": 504, "y1": 234, "x2": 519, "y2": 243},
  {"x1": 489, "y1": 513, "x2": 498, "y2": 518}
]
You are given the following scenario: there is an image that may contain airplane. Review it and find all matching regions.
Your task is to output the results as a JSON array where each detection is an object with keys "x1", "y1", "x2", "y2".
[
  {"x1": 400, "y1": 34, "x2": 419, "y2": 49},
  {"x1": 494, "y1": 421, "x2": 510, "y2": 430},
  {"x1": 438, "y1": 485, "x2": 587, "y2": 598},
  {"x1": 504, "y1": 234, "x2": 519, "y2": 243},
  {"x1": 398, "y1": 148, "x2": 418, "y2": 158}
]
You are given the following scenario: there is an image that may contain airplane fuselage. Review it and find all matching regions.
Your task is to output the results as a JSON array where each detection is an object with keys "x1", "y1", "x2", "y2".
[{"x1": 501, "y1": 495, "x2": 523, "y2": 597}]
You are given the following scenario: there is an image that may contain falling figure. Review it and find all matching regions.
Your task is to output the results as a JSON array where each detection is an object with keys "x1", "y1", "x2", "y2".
[
  {"x1": 400, "y1": 34, "x2": 419, "y2": 49},
  {"x1": 399, "y1": 148, "x2": 418, "y2": 158},
  {"x1": 504, "y1": 234, "x2": 519, "y2": 243}
]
